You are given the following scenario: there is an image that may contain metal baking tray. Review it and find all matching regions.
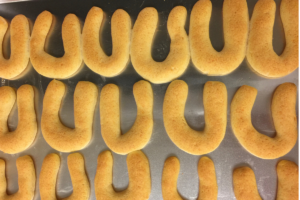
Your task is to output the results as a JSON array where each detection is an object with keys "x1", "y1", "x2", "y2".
[{"x1": 0, "y1": 0, "x2": 298, "y2": 199}]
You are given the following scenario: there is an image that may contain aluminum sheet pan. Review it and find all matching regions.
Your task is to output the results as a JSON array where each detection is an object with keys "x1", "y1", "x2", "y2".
[{"x1": 0, "y1": 0, "x2": 298, "y2": 199}]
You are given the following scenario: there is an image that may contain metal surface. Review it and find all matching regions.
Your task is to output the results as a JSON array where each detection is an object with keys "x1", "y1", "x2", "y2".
[{"x1": 0, "y1": 0, "x2": 298, "y2": 199}]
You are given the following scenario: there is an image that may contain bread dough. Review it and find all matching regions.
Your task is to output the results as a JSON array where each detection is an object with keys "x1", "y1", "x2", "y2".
[
  {"x1": 0, "y1": 15, "x2": 30, "y2": 79},
  {"x1": 231, "y1": 83, "x2": 297, "y2": 159},
  {"x1": 233, "y1": 167, "x2": 262, "y2": 200},
  {"x1": 0, "y1": 84, "x2": 37, "y2": 154},
  {"x1": 39, "y1": 153, "x2": 90, "y2": 200},
  {"x1": 233, "y1": 160, "x2": 298, "y2": 200},
  {"x1": 82, "y1": 7, "x2": 131, "y2": 77},
  {"x1": 277, "y1": 160, "x2": 298, "y2": 200},
  {"x1": 95, "y1": 150, "x2": 151, "y2": 200},
  {"x1": 41, "y1": 80, "x2": 98, "y2": 152},
  {"x1": 162, "y1": 156, "x2": 217, "y2": 200},
  {"x1": 0, "y1": 155, "x2": 35, "y2": 200},
  {"x1": 189, "y1": 0, "x2": 248, "y2": 75},
  {"x1": 100, "y1": 80, "x2": 153, "y2": 154},
  {"x1": 163, "y1": 80, "x2": 227, "y2": 155},
  {"x1": 246, "y1": 0, "x2": 298, "y2": 78},
  {"x1": 131, "y1": 6, "x2": 190, "y2": 84},
  {"x1": 30, "y1": 11, "x2": 82, "y2": 79}
]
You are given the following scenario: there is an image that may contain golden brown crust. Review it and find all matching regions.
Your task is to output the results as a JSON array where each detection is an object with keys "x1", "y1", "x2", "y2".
[
  {"x1": 0, "y1": 15, "x2": 30, "y2": 79},
  {"x1": 233, "y1": 161, "x2": 298, "y2": 200},
  {"x1": 41, "y1": 80, "x2": 98, "y2": 152},
  {"x1": 162, "y1": 156, "x2": 217, "y2": 200},
  {"x1": 0, "y1": 155, "x2": 36, "y2": 200},
  {"x1": 233, "y1": 167, "x2": 262, "y2": 200},
  {"x1": 162, "y1": 157, "x2": 182, "y2": 200},
  {"x1": 231, "y1": 83, "x2": 297, "y2": 159},
  {"x1": 246, "y1": 0, "x2": 298, "y2": 78},
  {"x1": 131, "y1": 6, "x2": 190, "y2": 84},
  {"x1": 276, "y1": 160, "x2": 298, "y2": 200},
  {"x1": 95, "y1": 150, "x2": 151, "y2": 200},
  {"x1": 0, "y1": 84, "x2": 37, "y2": 154},
  {"x1": 30, "y1": 11, "x2": 82, "y2": 79},
  {"x1": 82, "y1": 7, "x2": 131, "y2": 77},
  {"x1": 100, "y1": 80, "x2": 153, "y2": 154},
  {"x1": 39, "y1": 153, "x2": 90, "y2": 200},
  {"x1": 198, "y1": 157, "x2": 218, "y2": 200},
  {"x1": 163, "y1": 80, "x2": 227, "y2": 155},
  {"x1": 189, "y1": 0, "x2": 248, "y2": 75}
]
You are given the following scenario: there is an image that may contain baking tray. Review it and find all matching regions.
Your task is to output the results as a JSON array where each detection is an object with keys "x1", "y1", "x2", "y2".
[{"x1": 0, "y1": 0, "x2": 298, "y2": 199}]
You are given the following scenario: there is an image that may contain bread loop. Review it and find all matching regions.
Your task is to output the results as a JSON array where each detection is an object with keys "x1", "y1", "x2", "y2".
[
  {"x1": 30, "y1": 11, "x2": 82, "y2": 79},
  {"x1": 131, "y1": 6, "x2": 190, "y2": 84},
  {"x1": 95, "y1": 150, "x2": 151, "y2": 200},
  {"x1": 82, "y1": 7, "x2": 131, "y2": 77}
]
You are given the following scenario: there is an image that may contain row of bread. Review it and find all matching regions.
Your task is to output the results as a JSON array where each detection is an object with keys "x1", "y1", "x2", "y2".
[
  {"x1": 0, "y1": 0, "x2": 298, "y2": 83},
  {"x1": 1, "y1": 151, "x2": 298, "y2": 199},
  {"x1": 0, "y1": 79, "x2": 297, "y2": 159}
]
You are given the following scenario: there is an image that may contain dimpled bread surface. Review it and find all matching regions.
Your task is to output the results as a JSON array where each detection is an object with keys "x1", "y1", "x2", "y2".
[
  {"x1": 231, "y1": 83, "x2": 297, "y2": 159},
  {"x1": 39, "y1": 153, "x2": 90, "y2": 200},
  {"x1": 0, "y1": 84, "x2": 37, "y2": 154},
  {"x1": 82, "y1": 7, "x2": 131, "y2": 77},
  {"x1": 95, "y1": 150, "x2": 151, "y2": 200},
  {"x1": 100, "y1": 80, "x2": 153, "y2": 154},
  {"x1": 163, "y1": 80, "x2": 227, "y2": 155},
  {"x1": 246, "y1": 0, "x2": 298, "y2": 78},
  {"x1": 0, "y1": 155, "x2": 36, "y2": 200},
  {"x1": 41, "y1": 80, "x2": 98, "y2": 152},
  {"x1": 162, "y1": 156, "x2": 217, "y2": 200},
  {"x1": 30, "y1": 11, "x2": 82, "y2": 79},
  {"x1": 131, "y1": 6, "x2": 190, "y2": 84},
  {"x1": 0, "y1": 15, "x2": 30, "y2": 79},
  {"x1": 190, "y1": 0, "x2": 248, "y2": 75}
]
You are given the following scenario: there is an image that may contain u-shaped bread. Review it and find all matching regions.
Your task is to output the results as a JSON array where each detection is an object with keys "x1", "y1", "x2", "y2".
[
  {"x1": 189, "y1": 0, "x2": 248, "y2": 75},
  {"x1": 131, "y1": 6, "x2": 190, "y2": 84},
  {"x1": 0, "y1": 85, "x2": 37, "y2": 154},
  {"x1": 82, "y1": 7, "x2": 131, "y2": 77},
  {"x1": 0, "y1": 155, "x2": 35, "y2": 200},
  {"x1": 30, "y1": 11, "x2": 82, "y2": 79},
  {"x1": 0, "y1": 15, "x2": 30, "y2": 79},
  {"x1": 95, "y1": 150, "x2": 151, "y2": 200},
  {"x1": 41, "y1": 80, "x2": 98, "y2": 152},
  {"x1": 233, "y1": 160, "x2": 298, "y2": 200},
  {"x1": 100, "y1": 80, "x2": 153, "y2": 155},
  {"x1": 247, "y1": 0, "x2": 298, "y2": 78},
  {"x1": 231, "y1": 83, "x2": 297, "y2": 159},
  {"x1": 163, "y1": 80, "x2": 227, "y2": 155},
  {"x1": 162, "y1": 156, "x2": 217, "y2": 200},
  {"x1": 39, "y1": 153, "x2": 90, "y2": 200}
]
